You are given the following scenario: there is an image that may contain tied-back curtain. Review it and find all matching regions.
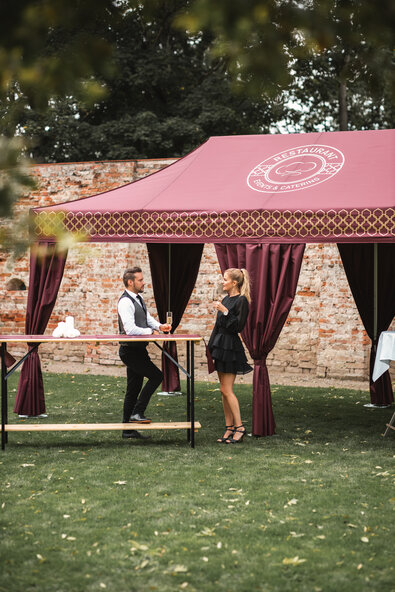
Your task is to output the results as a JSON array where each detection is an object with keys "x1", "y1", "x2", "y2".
[
  {"x1": 215, "y1": 243, "x2": 305, "y2": 436},
  {"x1": 14, "y1": 242, "x2": 68, "y2": 416},
  {"x1": 147, "y1": 244, "x2": 204, "y2": 391},
  {"x1": 338, "y1": 243, "x2": 395, "y2": 405}
]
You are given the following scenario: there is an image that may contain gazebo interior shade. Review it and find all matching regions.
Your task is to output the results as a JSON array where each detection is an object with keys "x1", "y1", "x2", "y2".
[{"x1": 33, "y1": 129, "x2": 395, "y2": 244}]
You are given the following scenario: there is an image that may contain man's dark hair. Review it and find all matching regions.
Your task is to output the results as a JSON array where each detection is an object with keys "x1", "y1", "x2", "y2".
[{"x1": 123, "y1": 266, "x2": 142, "y2": 287}]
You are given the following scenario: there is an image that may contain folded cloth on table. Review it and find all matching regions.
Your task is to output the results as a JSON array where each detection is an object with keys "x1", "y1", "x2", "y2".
[{"x1": 52, "y1": 316, "x2": 80, "y2": 338}]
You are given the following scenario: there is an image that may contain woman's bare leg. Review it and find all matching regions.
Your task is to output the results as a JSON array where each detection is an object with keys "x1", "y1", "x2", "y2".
[{"x1": 218, "y1": 371, "x2": 242, "y2": 430}]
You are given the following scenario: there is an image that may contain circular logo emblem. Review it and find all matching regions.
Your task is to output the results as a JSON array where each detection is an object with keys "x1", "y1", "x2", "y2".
[{"x1": 247, "y1": 144, "x2": 345, "y2": 193}]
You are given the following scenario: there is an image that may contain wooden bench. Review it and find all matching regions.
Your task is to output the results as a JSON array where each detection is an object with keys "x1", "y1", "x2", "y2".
[{"x1": 1, "y1": 421, "x2": 201, "y2": 433}]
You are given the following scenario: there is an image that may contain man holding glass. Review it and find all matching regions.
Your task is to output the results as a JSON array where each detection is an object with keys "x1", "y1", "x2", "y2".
[{"x1": 118, "y1": 267, "x2": 172, "y2": 439}]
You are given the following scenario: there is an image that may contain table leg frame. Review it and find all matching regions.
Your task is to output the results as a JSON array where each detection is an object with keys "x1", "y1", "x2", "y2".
[
  {"x1": 1, "y1": 344, "x2": 7, "y2": 450},
  {"x1": 186, "y1": 341, "x2": 191, "y2": 444},
  {"x1": 384, "y1": 411, "x2": 395, "y2": 436},
  {"x1": 190, "y1": 341, "x2": 195, "y2": 448}
]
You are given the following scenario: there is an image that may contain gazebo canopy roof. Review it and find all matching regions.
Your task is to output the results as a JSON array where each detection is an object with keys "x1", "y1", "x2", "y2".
[{"x1": 33, "y1": 129, "x2": 395, "y2": 244}]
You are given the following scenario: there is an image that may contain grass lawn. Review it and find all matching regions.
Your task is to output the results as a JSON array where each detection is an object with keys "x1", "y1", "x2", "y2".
[{"x1": 0, "y1": 372, "x2": 394, "y2": 592}]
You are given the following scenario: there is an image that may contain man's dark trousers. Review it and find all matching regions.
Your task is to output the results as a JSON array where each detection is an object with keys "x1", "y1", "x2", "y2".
[{"x1": 119, "y1": 345, "x2": 163, "y2": 421}]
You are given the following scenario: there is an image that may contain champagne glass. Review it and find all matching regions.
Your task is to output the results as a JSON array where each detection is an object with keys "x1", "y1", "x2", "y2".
[
  {"x1": 166, "y1": 311, "x2": 173, "y2": 329},
  {"x1": 213, "y1": 282, "x2": 224, "y2": 308}
]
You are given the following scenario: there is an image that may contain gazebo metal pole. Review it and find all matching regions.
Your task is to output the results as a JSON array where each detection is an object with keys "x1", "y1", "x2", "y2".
[
  {"x1": 168, "y1": 244, "x2": 171, "y2": 313},
  {"x1": 373, "y1": 243, "x2": 378, "y2": 353},
  {"x1": 158, "y1": 244, "x2": 181, "y2": 396}
]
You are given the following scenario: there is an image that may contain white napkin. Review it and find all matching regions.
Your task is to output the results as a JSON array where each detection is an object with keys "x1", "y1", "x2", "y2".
[{"x1": 52, "y1": 316, "x2": 80, "y2": 338}]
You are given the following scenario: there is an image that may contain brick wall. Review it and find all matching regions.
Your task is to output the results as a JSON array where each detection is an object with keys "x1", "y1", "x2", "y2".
[{"x1": 1, "y1": 159, "x2": 393, "y2": 384}]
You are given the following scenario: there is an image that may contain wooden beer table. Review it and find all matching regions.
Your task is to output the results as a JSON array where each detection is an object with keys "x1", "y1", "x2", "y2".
[{"x1": 0, "y1": 334, "x2": 202, "y2": 450}]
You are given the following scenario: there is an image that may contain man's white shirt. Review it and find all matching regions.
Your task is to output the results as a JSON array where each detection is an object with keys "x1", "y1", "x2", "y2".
[{"x1": 118, "y1": 290, "x2": 161, "y2": 335}]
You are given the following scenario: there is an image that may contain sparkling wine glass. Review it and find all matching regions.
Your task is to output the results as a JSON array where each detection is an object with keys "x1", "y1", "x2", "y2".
[{"x1": 213, "y1": 282, "x2": 224, "y2": 307}]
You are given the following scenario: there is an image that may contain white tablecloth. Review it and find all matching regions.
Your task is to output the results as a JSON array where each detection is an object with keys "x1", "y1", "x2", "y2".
[{"x1": 372, "y1": 331, "x2": 395, "y2": 382}]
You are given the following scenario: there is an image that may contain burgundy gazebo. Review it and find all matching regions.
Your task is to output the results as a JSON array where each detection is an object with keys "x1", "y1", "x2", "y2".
[{"x1": 14, "y1": 129, "x2": 395, "y2": 435}]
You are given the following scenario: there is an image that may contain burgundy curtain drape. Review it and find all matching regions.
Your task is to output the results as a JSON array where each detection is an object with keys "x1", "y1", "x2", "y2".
[
  {"x1": 215, "y1": 243, "x2": 305, "y2": 436},
  {"x1": 14, "y1": 242, "x2": 68, "y2": 416},
  {"x1": 147, "y1": 243, "x2": 204, "y2": 391},
  {"x1": 338, "y1": 243, "x2": 395, "y2": 405}
]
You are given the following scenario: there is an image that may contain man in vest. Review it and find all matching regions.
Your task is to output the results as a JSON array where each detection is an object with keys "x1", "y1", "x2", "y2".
[{"x1": 118, "y1": 266, "x2": 172, "y2": 439}]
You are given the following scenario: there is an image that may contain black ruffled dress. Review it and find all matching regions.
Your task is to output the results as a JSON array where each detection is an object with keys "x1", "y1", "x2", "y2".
[{"x1": 208, "y1": 294, "x2": 253, "y2": 375}]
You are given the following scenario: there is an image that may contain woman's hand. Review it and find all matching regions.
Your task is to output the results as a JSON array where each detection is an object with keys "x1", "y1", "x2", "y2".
[{"x1": 214, "y1": 300, "x2": 228, "y2": 315}]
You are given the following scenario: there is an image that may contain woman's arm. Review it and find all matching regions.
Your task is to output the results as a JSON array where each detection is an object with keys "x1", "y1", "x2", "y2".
[
  {"x1": 218, "y1": 296, "x2": 249, "y2": 333},
  {"x1": 208, "y1": 317, "x2": 219, "y2": 350}
]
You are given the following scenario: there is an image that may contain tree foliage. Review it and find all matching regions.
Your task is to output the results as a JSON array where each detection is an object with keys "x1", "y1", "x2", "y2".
[
  {"x1": 180, "y1": 0, "x2": 395, "y2": 130},
  {"x1": 21, "y1": 1, "x2": 282, "y2": 162},
  {"x1": 0, "y1": 0, "x2": 118, "y2": 220},
  {"x1": 283, "y1": 48, "x2": 394, "y2": 132},
  {"x1": 1, "y1": 0, "x2": 394, "y2": 232}
]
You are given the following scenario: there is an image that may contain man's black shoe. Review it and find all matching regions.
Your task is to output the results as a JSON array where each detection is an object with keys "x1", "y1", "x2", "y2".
[
  {"x1": 122, "y1": 430, "x2": 151, "y2": 440},
  {"x1": 129, "y1": 413, "x2": 152, "y2": 423}
]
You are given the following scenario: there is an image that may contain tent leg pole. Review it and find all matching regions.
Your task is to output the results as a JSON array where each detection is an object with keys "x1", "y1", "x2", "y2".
[
  {"x1": 373, "y1": 243, "x2": 378, "y2": 353},
  {"x1": 168, "y1": 244, "x2": 171, "y2": 313}
]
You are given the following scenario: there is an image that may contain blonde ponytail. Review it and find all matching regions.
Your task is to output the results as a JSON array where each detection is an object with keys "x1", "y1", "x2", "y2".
[{"x1": 240, "y1": 268, "x2": 251, "y2": 303}]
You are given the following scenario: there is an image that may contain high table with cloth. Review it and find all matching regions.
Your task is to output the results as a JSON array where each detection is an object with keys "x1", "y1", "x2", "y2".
[
  {"x1": 372, "y1": 331, "x2": 395, "y2": 436},
  {"x1": 0, "y1": 334, "x2": 202, "y2": 449}
]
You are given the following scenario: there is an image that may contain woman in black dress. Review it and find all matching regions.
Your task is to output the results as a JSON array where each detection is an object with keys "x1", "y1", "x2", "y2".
[{"x1": 208, "y1": 268, "x2": 252, "y2": 443}]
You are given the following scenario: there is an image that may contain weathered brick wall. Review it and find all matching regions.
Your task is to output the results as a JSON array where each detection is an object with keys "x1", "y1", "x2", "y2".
[{"x1": 1, "y1": 160, "x2": 393, "y2": 384}]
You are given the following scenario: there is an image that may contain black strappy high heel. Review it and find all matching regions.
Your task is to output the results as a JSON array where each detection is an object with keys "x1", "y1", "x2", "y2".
[
  {"x1": 227, "y1": 425, "x2": 246, "y2": 443},
  {"x1": 217, "y1": 425, "x2": 234, "y2": 443}
]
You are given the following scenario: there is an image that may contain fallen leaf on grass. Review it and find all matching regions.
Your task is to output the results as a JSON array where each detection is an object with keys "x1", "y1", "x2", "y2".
[
  {"x1": 135, "y1": 559, "x2": 149, "y2": 570},
  {"x1": 130, "y1": 541, "x2": 149, "y2": 551},
  {"x1": 113, "y1": 481, "x2": 127, "y2": 485},
  {"x1": 282, "y1": 556, "x2": 307, "y2": 566},
  {"x1": 284, "y1": 498, "x2": 298, "y2": 508},
  {"x1": 166, "y1": 564, "x2": 188, "y2": 574},
  {"x1": 198, "y1": 527, "x2": 216, "y2": 537},
  {"x1": 361, "y1": 537, "x2": 369, "y2": 543}
]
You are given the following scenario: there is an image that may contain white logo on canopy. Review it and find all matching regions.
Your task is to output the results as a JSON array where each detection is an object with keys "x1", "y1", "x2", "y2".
[{"x1": 247, "y1": 144, "x2": 345, "y2": 193}]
